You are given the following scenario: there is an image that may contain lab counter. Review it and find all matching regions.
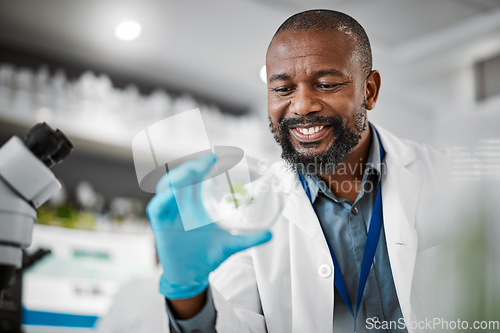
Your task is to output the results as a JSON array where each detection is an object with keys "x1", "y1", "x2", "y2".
[{"x1": 22, "y1": 224, "x2": 158, "y2": 331}]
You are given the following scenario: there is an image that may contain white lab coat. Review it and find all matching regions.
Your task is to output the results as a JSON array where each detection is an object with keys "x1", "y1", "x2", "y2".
[{"x1": 208, "y1": 124, "x2": 456, "y2": 333}]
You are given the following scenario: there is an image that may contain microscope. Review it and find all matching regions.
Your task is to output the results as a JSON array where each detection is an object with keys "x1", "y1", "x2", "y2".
[{"x1": 0, "y1": 122, "x2": 73, "y2": 332}]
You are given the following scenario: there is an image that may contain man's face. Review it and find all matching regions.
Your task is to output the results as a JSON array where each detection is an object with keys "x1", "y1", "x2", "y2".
[{"x1": 266, "y1": 28, "x2": 375, "y2": 176}]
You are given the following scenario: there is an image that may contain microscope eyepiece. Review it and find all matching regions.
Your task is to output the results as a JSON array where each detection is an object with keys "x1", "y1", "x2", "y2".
[{"x1": 24, "y1": 123, "x2": 73, "y2": 168}]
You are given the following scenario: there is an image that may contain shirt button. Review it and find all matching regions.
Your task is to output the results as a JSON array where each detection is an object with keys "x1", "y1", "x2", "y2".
[
  {"x1": 372, "y1": 316, "x2": 380, "y2": 323},
  {"x1": 351, "y1": 206, "x2": 359, "y2": 215},
  {"x1": 318, "y1": 264, "x2": 332, "y2": 278}
]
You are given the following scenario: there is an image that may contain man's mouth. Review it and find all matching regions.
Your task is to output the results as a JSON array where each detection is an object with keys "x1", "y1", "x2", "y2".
[{"x1": 290, "y1": 125, "x2": 332, "y2": 143}]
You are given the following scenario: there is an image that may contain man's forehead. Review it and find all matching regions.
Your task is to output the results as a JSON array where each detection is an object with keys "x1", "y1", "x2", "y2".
[
  {"x1": 266, "y1": 28, "x2": 358, "y2": 74},
  {"x1": 266, "y1": 28, "x2": 357, "y2": 61}
]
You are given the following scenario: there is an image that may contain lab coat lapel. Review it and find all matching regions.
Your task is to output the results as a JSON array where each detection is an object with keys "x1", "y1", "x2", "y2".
[
  {"x1": 282, "y1": 173, "x2": 335, "y2": 333},
  {"x1": 282, "y1": 174, "x2": 323, "y2": 238},
  {"x1": 377, "y1": 125, "x2": 422, "y2": 325}
]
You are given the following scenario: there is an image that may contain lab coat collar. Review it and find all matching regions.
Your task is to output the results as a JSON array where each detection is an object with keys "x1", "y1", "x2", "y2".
[
  {"x1": 375, "y1": 124, "x2": 417, "y2": 168},
  {"x1": 281, "y1": 171, "x2": 324, "y2": 238}
]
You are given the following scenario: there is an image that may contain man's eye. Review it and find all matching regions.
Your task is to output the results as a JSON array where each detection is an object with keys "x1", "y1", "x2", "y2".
[
  {"x1": 317, "y1": 83, "x2": 342, "y2": 90},
  {"x1": 272, "y1": 87, "x2": 294, "y2": 94}
]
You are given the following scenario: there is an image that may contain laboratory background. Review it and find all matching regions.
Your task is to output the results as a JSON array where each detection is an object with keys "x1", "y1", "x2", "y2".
[{"x1": 0, "y1": 0, "x2": 499, "y2": 332}]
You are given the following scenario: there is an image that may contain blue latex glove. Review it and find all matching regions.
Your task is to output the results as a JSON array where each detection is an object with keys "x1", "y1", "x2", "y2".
[{"x1": 147, "y1": 153, "x2": 272, "y2": 299}]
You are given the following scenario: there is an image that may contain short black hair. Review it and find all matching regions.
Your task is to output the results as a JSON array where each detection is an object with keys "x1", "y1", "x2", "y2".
[{"x1": 272, "y1": 9, "x2": 372, "y2": 77}]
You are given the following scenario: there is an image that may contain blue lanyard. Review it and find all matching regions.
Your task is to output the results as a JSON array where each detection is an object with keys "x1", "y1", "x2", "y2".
[{"x1": 299, "y1": 130, "x2": 386, "y2": 321}]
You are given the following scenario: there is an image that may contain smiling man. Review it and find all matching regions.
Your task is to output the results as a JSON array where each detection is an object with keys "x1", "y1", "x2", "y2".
[
  {"x1": 267, "y1": 14, "x2": 380, "y2": 203},
  {"x1": 143, "y1": 9, "x2": 450, "y2": 333}
]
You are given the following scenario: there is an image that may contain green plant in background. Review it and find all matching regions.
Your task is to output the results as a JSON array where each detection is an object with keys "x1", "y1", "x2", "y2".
[
  {"x1": 37, "y1": 204, "x2": 96, "y2": 230},
  {"x1": 436, "y1": 208, "x2": 500, "y2": 331},
  {"x1": 225, "y1": 182, "x2": 252, "y2": 207},
  {"x1": 460, "y1": 212, "x2": 500, "y2": 326}
]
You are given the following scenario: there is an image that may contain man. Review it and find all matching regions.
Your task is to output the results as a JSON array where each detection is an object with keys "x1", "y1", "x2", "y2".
[{"x1": 146, "y1": 9, "x2": 450, "y2": 333}]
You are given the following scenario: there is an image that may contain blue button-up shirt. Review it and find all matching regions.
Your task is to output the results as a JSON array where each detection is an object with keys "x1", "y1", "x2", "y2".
[{"x1": 304, "y1": 124, "x2": 406, "y2": 333}]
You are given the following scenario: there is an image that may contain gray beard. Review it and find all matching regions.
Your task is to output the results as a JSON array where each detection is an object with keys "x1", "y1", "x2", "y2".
[{"x1": 270, "y1": 110, "x2": 367, "y2": 176}]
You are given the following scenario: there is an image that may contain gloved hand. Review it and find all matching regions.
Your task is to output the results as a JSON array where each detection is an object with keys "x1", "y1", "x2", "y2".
[{"x1": 147, "y1": 153, "x2": 272, "y2": 299}]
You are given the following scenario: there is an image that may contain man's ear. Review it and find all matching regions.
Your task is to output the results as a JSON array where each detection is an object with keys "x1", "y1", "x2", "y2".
[{"x1": 365, "y1": 70, "x2": 381, "y2": 110}]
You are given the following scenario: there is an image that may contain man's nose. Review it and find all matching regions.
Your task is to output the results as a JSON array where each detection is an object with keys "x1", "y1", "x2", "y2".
[{"x1": 289, "y1": 86, "x2": 322, "y2": 116}]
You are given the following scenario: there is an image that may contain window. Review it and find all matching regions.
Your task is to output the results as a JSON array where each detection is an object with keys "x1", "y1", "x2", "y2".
[{"x1": 475, "y1": 53, "x2": 500, "y2": 101}]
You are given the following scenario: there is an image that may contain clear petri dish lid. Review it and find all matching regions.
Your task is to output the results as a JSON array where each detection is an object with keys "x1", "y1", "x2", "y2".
[{"x1": 201, "y1": 148, "x2": 284, "y2": 235}]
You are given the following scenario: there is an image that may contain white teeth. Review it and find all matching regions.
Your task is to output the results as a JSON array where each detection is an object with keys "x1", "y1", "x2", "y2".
[{"x1": 297, "y1": 126, "x2": 325, "y2": 135}]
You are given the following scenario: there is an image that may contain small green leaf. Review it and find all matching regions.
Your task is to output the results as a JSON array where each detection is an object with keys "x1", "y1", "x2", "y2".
[{"x1": 230, "y1": 182, "x2": 247, "y2": 196}]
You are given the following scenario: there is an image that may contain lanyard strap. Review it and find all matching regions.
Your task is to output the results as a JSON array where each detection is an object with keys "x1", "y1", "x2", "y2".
[{"x1": 299, "y1": 130, "x2": 386, "y2": 320}]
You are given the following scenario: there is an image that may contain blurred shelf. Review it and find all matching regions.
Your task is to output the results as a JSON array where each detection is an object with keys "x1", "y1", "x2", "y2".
[{"x1": 0, "y1": 110, "x2": 134, "y2": 162}]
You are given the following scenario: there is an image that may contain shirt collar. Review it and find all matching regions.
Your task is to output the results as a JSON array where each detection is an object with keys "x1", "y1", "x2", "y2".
[{"x1": 304, "y1": 122, "x2": 382, "y2": 203}]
